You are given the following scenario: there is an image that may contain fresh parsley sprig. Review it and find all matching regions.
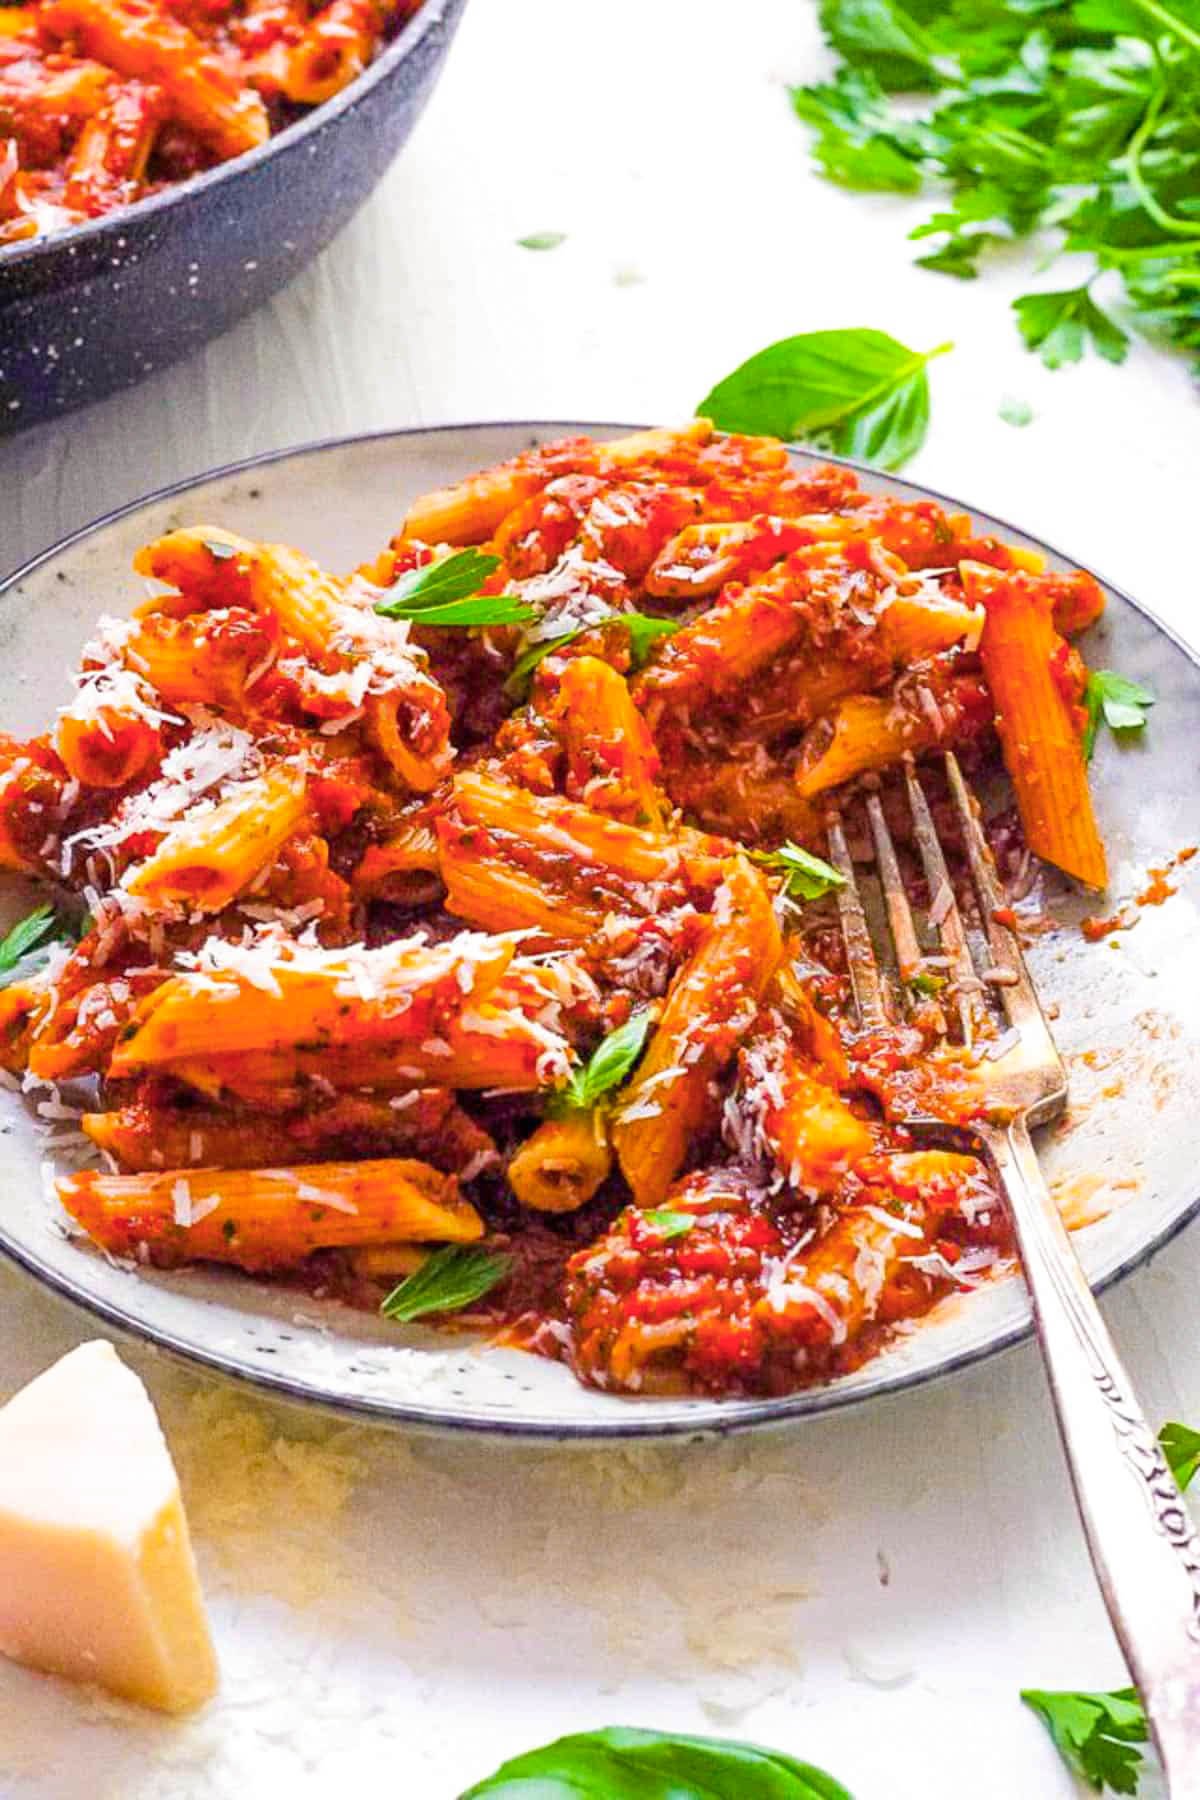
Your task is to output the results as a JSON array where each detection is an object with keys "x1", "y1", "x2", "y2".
[
  {"x1": 374, "y1": 549, "x2": 535, "y2": 630},
  {"x1": 0, "y1": 905, "x2": 75, "y2": 991},
  {"x1": 641, "y1": 1208, "x2": 697, "y2": 1241},
  {"x1": 751, "y1": 842, "x2": 847, "y2": 903},
  {"x1": 549, "y1": 1010, "x2": 651, "y2": 1117},
  {"x1": 790, "y1": 0, "x2": 1200, "y2": 369},
  {"x1": 1084, "y1": 670, "x2": 1155, "y2": 760},
  {"x1": 379, "y1": 1244, "x2": 512, "y2": 1323},
  {"x1": 1021, "y1": 1419, "x2": 1198, "y2": 1793},
  {"x1": 698, "y1": 329, "x2": 951, "y2": 470}
]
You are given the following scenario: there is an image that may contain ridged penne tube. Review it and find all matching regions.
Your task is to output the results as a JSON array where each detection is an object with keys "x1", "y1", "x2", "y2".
[
  {"x1": 353, "y1": 816, "x2": 441, "y2": 899},
  {"x1": 122, "y1": 762, "x2": 309, "y2": 912},
  {"x1": 970, "y1": 566, "x2": 1107, "y2": 889},
  {"x1": 81, "y1": 1089, "x2": 495, "y2": 1176},
  {"x1": 109, "y1": 931, "x2": 516, "y2": 1073},
  {"x1": 507, "y1": 1112, "x2": 613, "y2": 1213},
  {"x1": 278, "y1": 0, "x2": 381, "y2": 104},
  {"x1": 644, "y1": 518, "x2": 814, "y2": 601},
  {"x1": 53, "y1": 665, "x2": 171, "y2": 789},
  {"x1": 117, "y1": 608, "x2": 280, "y2": 710},
  {"x1": 632, "y1": 565, "x2": 815, "y2": 718},
  {"x1": 794, "y1": 671, "x2": 992, "y2": 800},
  {"x1": 41, "y1": 0, "x2": 270, "y2": 159},
  {"x1": 57, "y1": 1157, "x2": 483, "y2": 1273},
  {"x1": 135, "y1": 529, "x2": 344, "y2": 653},
  {"x1": 396, "y1": 422, "x2": 713, "y2": 546},
  {"x1": 613, "y1": 857, "x2": 782, "y2": 1207},
  {"x1": 747, "y1": 1037, "x2": 873, "y2": 1193},
  {"x1": 551, "y1": 657, "x2": 665, "y2": 827},
  {"x1": 449, "y1": 770, "x2": 725, "y2": 890},
  {"x1": 438, "y1": 833, "x2": 601, "y2": 940}
]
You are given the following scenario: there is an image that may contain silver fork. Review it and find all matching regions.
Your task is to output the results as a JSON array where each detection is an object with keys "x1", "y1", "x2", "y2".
[{"x1": 827, "y1": 751, "x2": 1200, "y2": 1794}]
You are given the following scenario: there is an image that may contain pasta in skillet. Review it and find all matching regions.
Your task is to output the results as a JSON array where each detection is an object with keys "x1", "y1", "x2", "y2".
[
  {"x1": 0, "y1": 0, "x2": 419, "y2": 244},
  {"x1": 0, "y1": 424, "x2": 1114, "y2": 1398}
]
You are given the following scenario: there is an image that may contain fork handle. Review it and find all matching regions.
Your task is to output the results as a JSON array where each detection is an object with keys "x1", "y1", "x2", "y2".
[{"x1": 982, "y1": 1119, "x2": 1200, "y2": 1793}]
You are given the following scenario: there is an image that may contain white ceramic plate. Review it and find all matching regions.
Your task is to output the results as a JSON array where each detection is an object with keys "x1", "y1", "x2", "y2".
[{"x1": 2, "y1": 422, "x2": 1198, "y2": 1439}]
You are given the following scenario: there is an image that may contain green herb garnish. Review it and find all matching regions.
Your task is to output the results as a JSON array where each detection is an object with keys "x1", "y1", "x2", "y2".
[
  {"x1": 698, "y1": 329, "x2": 951, "y2": 470},
  {"x1": 0, "y1": 905, "x2": 72, "y2": 991},
  {"x1": 642, "y1": 1209, "x2": 697, "y2": 1241},
  {"x1": 504, "y1": 612, "x2": 681, "y2": 701},
  {"x1": 460, "y1": 1725, "x2": 854, "y2": 1799},
  {"x1": 1084, "y1": 670, "x2": 1155, "y2": 760},
  {"x1": 1160, "y1": 1420, "x2": 1200, "y2": 1491},
  {"x1": 752, "y1": 842, "x2": 847, "y2": 903},
  {"x1": 1021, "y1": 1688, "x2": 1147, "y2": 1794},
  {"x1": 998, "y1": 398, "x2": 1034, "y2": 428},
  {"x1": 790, "y1": 0, "x2": 1200, "y2": 369},
  {"x1": 517, "y1": 231, "x2": 567, "y2": 250},
  {"x1": 374, "y1": 549, "x2": 535, "y2": 630},
  {"x1": 908, "y1": 970, "x2": 947, "y2": 997},
  {"x1": 379, "y1": 1245, "x2": 512, "y2": 1324},
  {"x1": 550, "y1": 1010, "x2": 651, "y2": 1116}
]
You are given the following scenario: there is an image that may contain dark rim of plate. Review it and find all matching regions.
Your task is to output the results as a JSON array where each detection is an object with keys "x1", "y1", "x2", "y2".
[
  {"x1": 1, "y1": 420, "x2": 1197, "y2": 1442},
  {"x1": 0, "y1": 0, "x2": 458, "y2": 269}
]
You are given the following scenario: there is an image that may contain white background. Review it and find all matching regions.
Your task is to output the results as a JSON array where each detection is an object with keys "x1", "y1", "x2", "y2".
[{"x1": 2, "y1": 0, "x2": 1200, "y2": 1794}]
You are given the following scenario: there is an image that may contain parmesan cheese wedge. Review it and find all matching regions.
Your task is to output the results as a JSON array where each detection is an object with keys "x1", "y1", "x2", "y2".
[{"x1": 0, "y1": 1339, "x2": 218, "y2": 1713}]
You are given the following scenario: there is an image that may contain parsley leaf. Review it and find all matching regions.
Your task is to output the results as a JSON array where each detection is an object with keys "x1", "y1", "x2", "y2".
[
  {"x1": 752, "y1": 842, "x2": 847, "y2": 902},
  {"x1": 374, "y1": 549, "x2": 533, "y2": 628},
  {"x1": 699, "y1": 329, "x2": 951, "y2": 471},
  {"x1": 1160, "y1": 1420, "x2": 1200, "y2": 1490},
  {"x1": 0, "y1": 905, "x2": 73, "y2": 991},
  {"x1": 1013, "y1": 285, "x2": 1130, "y2": 368},
  {"x1": 792, "y1": 0, "x2": 1200, "y2": 370},
  {"x1": 1084, "y1": 669, "x2": 1155, "y2": 759},
  {"x1": 552, "y1": 1010, "x2": 651, "y2": 1115},
  {"x1": 642, "y1": 1208, "x2": 697, "y2": 1240},
  {"x1": 999, "y1": 397, "x2": 1034, "y2": 426},
  {"x1": 517, "y1": 231, "x2": 567, "y2": 250},
  {"x1": 1021, "y1": 1688, "x2": 1147, "y2": 1793},
  {"x1": 379, "y1": 1245, "x2": 512, "y2": 1323},
  {"x1": 460, "y1": 1725, "x2": 854, "y2": 1799},
  {"x1": 908, "y1": 970, "x2": 947, "y2": 996}
]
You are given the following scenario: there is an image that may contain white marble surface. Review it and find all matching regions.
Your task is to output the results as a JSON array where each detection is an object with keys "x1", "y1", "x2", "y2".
[{"x1": 2, "y1": 0, "x2": 1200, "y2": 1794}]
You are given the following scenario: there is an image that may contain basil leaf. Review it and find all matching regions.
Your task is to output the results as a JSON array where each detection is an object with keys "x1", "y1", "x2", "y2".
[
  {"x1": 517, "y1": 231, "x2": 567, "y2": 250},
  {"x1": 1160, "y1": 1420, "x2": 1200, "y2": 1491},
  {"x1": 1020, "y1": 1689, "x2": 1147, "y2": 1794},
  {"x1": 642, "y1": 1209, "x2": 697, "y2": 1240},
  {"x1": 1013, "y1": 286, "x2": 1130, "y2": 370},
  {"x1": 1083, "y1": 670, "x2": 1155, "y2": 759},
  {"x1": 460, "y1": 1725, "x2": 855, "y2": 1799},
  {"x1": 503, "y1": 627, "x2": 586, "y2": 701},
  {"x1": 375, "y1": 549, "x2": 503, "y2": 617},
  {"x1": 0, "y1": 905, "x2": 72, "y2": 990},
  {"x1": 752, "y1": 842, "x2": 846, "y2": 902},
  {"x1": 698, "y1": 330, "x2": 950, "y2": 471},
  {"x1": 553, "y1": 1011, "x2": 651, "y2": 1114},
  {"x1": 380, "y1": 1245, "x2": 512, "y2": 1323},
  {"x1": 391, "y1": 595, "x2": 537, "y2": 629}
]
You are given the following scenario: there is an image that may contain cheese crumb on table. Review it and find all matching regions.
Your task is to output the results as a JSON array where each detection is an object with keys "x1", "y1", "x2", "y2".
[{"x1": 0, "y1": 1339, "x2": 218, "y2": 1714}]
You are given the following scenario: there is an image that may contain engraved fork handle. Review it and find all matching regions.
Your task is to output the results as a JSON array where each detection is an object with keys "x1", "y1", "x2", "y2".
[{"x1": 980, "y1": 1118, "x2": 1200, "y2": 1795}]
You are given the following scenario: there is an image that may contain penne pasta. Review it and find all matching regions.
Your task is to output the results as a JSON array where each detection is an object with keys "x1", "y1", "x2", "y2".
[
  {"x1": 507, "y1": 1111, "x2": 613, "y2": 1213},
  {"x1": 969, "y1": 564, "x2": 1107, "y2": 889},
  {"x1": 122, "y1": 762, "x2": 309, "y2": 912},
  {"x1": 57, "y1": 1157, "x2": 483, "y2": 1272}
]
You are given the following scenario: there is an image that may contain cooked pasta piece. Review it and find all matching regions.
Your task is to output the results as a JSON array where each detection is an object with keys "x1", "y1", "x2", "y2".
[
  {"x1": 122, "y1": 761, "x2": 309, "y2": 911},
  {"x1": 550, "y1": 657, "x2": 666, "y2": 827},
  {"x1": 794, "y1": 666, "x2": 993, "y2": 799},
  {"x1": 507, "y1": 1111, "x2": 613, "y2": 1214},
  {"x1": 969, "y1": 563, "x2": 1107, "y2": 889},
  {"x1": 612, "y1": 857, "x2": 782, "y2": 1207},
  {"x1": 57, "y1": 1157, "x2": 483, "y2": 1272}
]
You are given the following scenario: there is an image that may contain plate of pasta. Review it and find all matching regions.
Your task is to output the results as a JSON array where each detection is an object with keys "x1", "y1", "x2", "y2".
[{"x1": 1, "y1": 420, "x2": 1198, "y2": 1439}]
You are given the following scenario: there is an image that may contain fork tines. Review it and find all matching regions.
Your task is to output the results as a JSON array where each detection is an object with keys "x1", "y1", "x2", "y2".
[{"x1": 827, "y1": 752, "x2": 1045, "y2": 1047}]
